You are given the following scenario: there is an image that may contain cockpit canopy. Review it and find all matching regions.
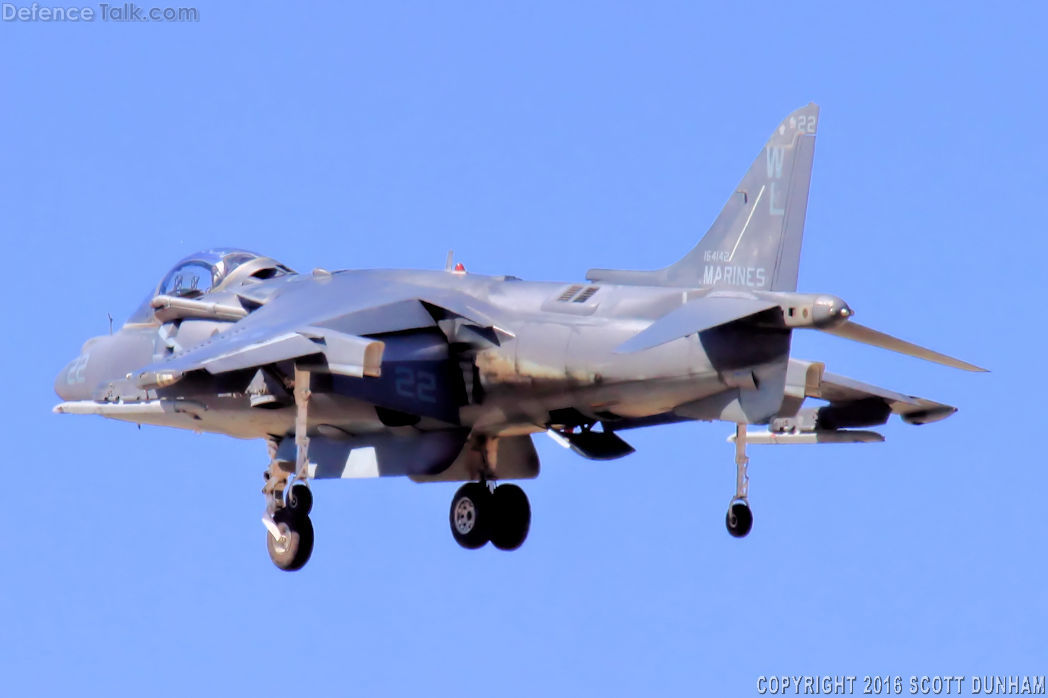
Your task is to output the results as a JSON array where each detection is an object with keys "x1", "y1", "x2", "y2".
[{"x1": 128, "y1": 248, "x2": 294, "y2": 324}]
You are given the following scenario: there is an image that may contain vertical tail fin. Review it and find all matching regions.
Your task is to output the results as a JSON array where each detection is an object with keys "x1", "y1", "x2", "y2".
[{"x1": 587, "y1": 103, "x2": 818, "y2": 291}]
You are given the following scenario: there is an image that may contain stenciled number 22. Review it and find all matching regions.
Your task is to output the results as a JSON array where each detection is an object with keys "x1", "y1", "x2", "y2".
[{"x1": 393, "y1": 366, "x2": 437, "y2": 404}]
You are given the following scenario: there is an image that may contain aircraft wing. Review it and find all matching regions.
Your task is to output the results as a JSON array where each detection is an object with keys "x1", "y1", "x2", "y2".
[
  {"x1": 137, "y1": 326, "x2": 387, "y2": 388},
  {"x1": 134, "y1": 275, "x2": 511, "y2": 389}
]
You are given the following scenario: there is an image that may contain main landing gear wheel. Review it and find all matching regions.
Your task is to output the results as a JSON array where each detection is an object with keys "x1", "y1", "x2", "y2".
[
  {"x1": 450, "y1": 483, "x2": 492, "y2": 549},
  {"x1": 267, "y1": 508, "x2": 315, "y2": 571},
  {"x1": 725, "y1": 500, "x2": 753, "y2": 538},
  {"x1": 490, "y1": 484, "x2": 531, "y2": 551},
  {"x1": 449, "y1": 482, "x2": 532, "y2": 550}
]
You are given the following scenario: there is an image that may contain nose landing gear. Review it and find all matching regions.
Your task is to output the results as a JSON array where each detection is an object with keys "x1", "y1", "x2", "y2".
[
  {"x1": 265, "y1": 507, "x2": 315, "y2": 571},
  {"x1": 262, "y1": 366, "x2": 316, "y2": 571}
]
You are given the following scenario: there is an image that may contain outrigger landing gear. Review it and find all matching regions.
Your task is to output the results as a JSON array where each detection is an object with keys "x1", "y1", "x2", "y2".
[
  {"x1": 726, "y1": 423, "x2": 754, "y2": 538},
  {"x1": 262, "y1": 366, "x2": 316, "y2": 571}
]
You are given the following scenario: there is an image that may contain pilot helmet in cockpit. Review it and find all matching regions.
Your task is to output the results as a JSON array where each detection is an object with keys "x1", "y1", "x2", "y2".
[{"x1": 126, "y1": 249, "x2": 293, "y2": 325}]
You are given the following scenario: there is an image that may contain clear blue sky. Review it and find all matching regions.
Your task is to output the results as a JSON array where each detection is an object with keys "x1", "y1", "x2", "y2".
[{"x1": 2, "y1": 3, "x2": 1044, "y2": 695}]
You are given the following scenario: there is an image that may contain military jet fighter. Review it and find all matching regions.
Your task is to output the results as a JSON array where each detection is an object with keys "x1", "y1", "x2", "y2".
[{"x1": 54, "y1": 104, "x2": 984, "y2": 571}]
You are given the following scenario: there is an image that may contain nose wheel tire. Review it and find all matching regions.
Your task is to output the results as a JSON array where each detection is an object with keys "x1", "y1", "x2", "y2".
[
  {"x1": 267, "y1": 509, "x2": 315, "y2": 571},
  {"x1": 450, "y1": 483, "x2": 492, "y2": 549},
  {"x1": 725, "y1": 501, "x2": 753, "y2": 538},
  {"x1": 490, "y1": 484, "x2": 531, "y2": 551},
  {"x1": 287, "y1": 483, "x2": 313, "y2": 517}
]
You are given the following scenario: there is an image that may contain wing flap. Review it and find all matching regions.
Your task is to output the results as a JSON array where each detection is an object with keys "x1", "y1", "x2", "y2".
[{"x1": 300, "y1": 327, "x2": 384, "y2": 378}]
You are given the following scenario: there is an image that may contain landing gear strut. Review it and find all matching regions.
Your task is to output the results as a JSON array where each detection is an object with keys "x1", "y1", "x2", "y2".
[
  {"x1": 449, "y1": 482, "x2": 531, "y2": 551},
  {"x1": 262, "y1": 366, "x2": 316, "y2": 571},
  {"x1": 726, "y1": 423, "x2": 754, "y2": 538}
]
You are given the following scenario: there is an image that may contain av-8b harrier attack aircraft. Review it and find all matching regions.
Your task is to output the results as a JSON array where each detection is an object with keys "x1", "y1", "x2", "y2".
[{"x1": 54, "y1": 104, "x2": 985, "y2": 570}]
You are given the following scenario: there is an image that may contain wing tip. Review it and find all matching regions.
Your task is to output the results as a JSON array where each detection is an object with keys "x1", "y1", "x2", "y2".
[{"x1": 901, "y1": 404, "x2": 957, "y2": 425}]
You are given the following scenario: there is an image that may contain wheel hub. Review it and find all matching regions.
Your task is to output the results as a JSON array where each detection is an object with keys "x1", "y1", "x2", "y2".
[
  {"x1": 453, "y1": 498, "x2": 477, "y2": 534},
  {"x1": 272, "y1": 523, "x2": 292, "y2": 554}
]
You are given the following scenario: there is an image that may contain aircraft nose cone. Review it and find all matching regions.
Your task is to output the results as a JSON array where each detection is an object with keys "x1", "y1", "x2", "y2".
[
  {"x1": 54, "y1": 356, "x2": 88, "y2": 401},
  {"x1": 55, "y1": 365, "x2": 71, "y2": 400}
]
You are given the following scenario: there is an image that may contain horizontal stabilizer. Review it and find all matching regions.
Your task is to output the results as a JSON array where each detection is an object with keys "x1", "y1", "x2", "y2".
[
  {"x1": 821, "y1": 321, "x2": 987, "y2": 372},
  {"x1": 615, "y1": 295, "x2": 777, "y2": 353}
]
